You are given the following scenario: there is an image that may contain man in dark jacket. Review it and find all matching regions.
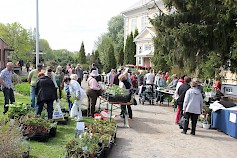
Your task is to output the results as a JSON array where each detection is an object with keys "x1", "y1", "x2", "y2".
[
  {"x1": 177, "y1": 76, "x2": 191, "y2": 127},
  {"x1": 35, "y1": 71, "x2": 57, "y2": 119}
]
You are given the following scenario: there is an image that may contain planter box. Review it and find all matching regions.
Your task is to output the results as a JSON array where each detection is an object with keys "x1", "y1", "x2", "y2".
[
  {"x1": 108, "y1": 95, "x2": 131, "y2": 103},
  {"x1": 25, "y1": 131, "x2": 50, "y2": 142},
  {"x1": 49, "y1": 126, "x2": 57, "y2": 137}
]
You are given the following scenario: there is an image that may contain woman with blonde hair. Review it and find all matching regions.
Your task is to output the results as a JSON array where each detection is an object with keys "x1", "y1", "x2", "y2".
[{"x1": 119, "y1": 74, "x2": 133, "y2": 119}]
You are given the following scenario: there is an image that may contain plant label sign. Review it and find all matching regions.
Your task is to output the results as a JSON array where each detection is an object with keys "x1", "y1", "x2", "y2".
[
  {"x1": 76, "y1": 122, "x2": 85, "y2": 131},
  {"x1": 229, "y1": 112, "x2": 236, "y2": 124}
]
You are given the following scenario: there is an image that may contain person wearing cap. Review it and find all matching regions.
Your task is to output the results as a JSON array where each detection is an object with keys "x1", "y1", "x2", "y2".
[
  {"x1": 28, "y1": 63, "x2": 43, "y2": 108},
  {"x1": 64, "y1": 76, "x2": 84, "y2": 121},
  {"x1": 167, "y1": 74, "x2": 178, "y2": 89},
  {"x1": 87, "y1": 70, "x2": 102, "y2": 117},
  {"x1": 181, "y1": 79, "x2": 203, "y2": 135},
  {"x1": 0, "y1": 62, "x2": 15, "y2": 114},
  {"x1": 75, "y1": 64, "x2": 84, "y2": 85},
  {"x1": 35, "y1": 72, "x2": 57, "y2": 119}
]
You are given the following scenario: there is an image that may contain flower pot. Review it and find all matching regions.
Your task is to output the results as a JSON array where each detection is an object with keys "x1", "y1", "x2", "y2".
[
  {"x1": 197, "y1": 121, "x2": 203, "y2": 128},
  {"x1": 202, "y1": 123, "x2": 210, "y2": 129}
]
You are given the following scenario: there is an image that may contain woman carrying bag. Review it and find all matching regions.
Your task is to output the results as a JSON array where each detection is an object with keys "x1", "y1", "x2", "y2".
[
  {"x1": 181, "y1": 79, "x2": 203, "y2": 135},
  {"x1": 64, "y1": 76, "x2": 84, "y2": 121}
]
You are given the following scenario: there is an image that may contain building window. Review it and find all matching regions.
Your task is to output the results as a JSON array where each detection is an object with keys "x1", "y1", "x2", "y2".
[
  {"x1": 131, "y1": 18, "x2": 137, "y2": 33},
  {"x1": 141, "y1": 16, "x2": 146, "y2": 30},
  {"x1": 144, "y1": 44, "x2": 152, "y2": 51},
  {"x1": 225, "y1": 87, "x2": 233, "y2": 94},
  {"x1": 138, "y1": 57, "x2": 142, "y2": 65},
  {"x1": 139, "y1": 46, "x2": 142, "y2": 54}
]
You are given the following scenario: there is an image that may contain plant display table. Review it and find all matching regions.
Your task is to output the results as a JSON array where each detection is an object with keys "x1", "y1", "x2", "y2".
[
  {"x1": 156, "y1": 89, "x2": 175, "y2": 106},
  {"x1": 99, "y1": 96, "x2": 131, "y2": 127}
]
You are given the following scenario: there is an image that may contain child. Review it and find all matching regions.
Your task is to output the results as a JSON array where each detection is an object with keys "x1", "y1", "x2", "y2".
[{"x1": 65, "y1": 83, "x2": 73, "y2": 111}]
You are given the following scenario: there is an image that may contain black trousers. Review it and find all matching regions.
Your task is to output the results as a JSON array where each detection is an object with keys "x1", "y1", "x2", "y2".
[
  {"x1": 121, "y1": 105, "x2": 133, "y2": 119},
  {"x1": 77, "y1": 78, "x2": 82, "y2": 86},
  {"x1": 87, "y1": 89, "x2": 98, "y2": 116},
  {"x1": 37, "y1": 100, "x2": 54, "y2": 119},
  {"x1": 3, "y1": 88, "x2": 15, "y2": 113},
  {"x1": 183, "y1": 112, "x2": 199, "y2": 134}
]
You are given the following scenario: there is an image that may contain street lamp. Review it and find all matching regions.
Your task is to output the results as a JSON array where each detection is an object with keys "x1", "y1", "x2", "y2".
[{"x1": 36, "y1": 0, "x2": 39, "y2": 67}]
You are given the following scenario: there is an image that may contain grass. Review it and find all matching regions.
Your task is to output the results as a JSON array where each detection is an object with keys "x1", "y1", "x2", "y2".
[
  {"x1": 0, "y1": 91, "x2": 93, "y2": 158},
  {"x1": 15, "y1": 83, "x2": 31, "y2": 96}
]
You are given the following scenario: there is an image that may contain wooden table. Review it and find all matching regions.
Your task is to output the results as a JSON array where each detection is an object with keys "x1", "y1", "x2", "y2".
[{"x1": 99, "y1": 96, "x2": 131, "y2": 127}]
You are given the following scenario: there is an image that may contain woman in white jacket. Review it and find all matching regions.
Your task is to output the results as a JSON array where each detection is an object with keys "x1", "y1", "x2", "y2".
[
  {"x1": 64, "y1": 76, "x2": 84, "y2": 121},
  {"x1": 181, "y1": 79, "x2": 203, "y2": 135}
]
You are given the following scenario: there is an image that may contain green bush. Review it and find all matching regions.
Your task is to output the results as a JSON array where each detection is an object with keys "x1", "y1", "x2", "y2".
[{"x1": 15, "y1": 83, "x2": 30, "y2": 96}]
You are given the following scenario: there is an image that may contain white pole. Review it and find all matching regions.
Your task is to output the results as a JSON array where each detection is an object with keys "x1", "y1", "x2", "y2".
[{"x1": 36, "y1": 0, "x2": 39, "y2": 67}]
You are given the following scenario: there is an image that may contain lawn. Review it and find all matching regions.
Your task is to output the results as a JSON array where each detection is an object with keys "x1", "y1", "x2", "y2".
[{"x1": 0, "y1": 91, "x2": 93, "y2": 158}]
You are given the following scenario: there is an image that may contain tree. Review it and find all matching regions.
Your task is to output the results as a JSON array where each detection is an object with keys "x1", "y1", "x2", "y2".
[
  {"x1": 78, "y1": 41, "x2": 86, "y2": 64},
  {"x1": 134, "y1": 28, "x2": 139, "y2": 39},
  {"x1": 0, "y1": 22, "x2": 33, "y2": 62},
  {"x1": 124, "y1": 32, "x2": 136, "y2": 65},
  {"x1": 97, "y1": 34, "x2": 114, "y2": 66},
  {"x1": 103, "y1": 44, "x2": 116, "y2": 73},
  {"x1": 151, "y1": 0, "x2": 237, "y2": 77},
  {"x1": 118, "y1": 47, "x2": 124, "y2": 66},
  {"x1": 107, "y1": 15, "x2": 124, "y2": 59}
]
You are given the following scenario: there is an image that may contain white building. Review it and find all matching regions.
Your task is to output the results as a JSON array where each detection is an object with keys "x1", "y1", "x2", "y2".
[{"x1": 121, "y1": 0, "x2": 166, "y2": 67}]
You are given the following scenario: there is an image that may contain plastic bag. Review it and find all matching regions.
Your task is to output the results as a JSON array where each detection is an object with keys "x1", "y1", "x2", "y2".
[
  {"x1": 70, "y1": 101, "x2": 79, "y2": 118},
  {"x1": 53, "y1": 101, "x2": 64, "y2": 120}
]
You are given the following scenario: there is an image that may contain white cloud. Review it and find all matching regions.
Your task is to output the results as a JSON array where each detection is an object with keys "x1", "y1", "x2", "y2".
[{"x1": 0, "y1": 0, "x2": 139, "y2": 53}]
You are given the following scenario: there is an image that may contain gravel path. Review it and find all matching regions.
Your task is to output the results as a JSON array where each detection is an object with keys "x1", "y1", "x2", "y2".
[{"x1": 108, "y1": 101, "x2": 237, "y2": 158}]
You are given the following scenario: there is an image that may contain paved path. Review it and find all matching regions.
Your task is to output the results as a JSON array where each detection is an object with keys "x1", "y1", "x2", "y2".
[{"x1": 108, "y1": 102, "x2": 237, "y2": 158}]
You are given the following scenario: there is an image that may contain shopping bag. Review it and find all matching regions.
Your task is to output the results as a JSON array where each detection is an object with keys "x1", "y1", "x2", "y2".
[
  {"x1": 53, "y1": 101, "x2": 64, "y2": 120},
  {"x1": 179, "y1": 115, "x2": 187, "y2": 129},
  {"x1": 70, "y1": 100, "x2": 79, "y2": 118}
]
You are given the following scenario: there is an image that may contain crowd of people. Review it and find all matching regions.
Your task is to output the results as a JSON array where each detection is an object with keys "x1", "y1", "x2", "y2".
[{"x1": 0, "y1": 62, "x2": 223, "y2": 135}]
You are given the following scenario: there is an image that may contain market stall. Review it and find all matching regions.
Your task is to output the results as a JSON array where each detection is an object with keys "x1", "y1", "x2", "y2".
[
  {"x1": 210, "y1": 101, "x2": 237, "y2": 139},
  {"x1": 156, "y1": 88, "x2": 175, "y2": 106},
  {"x1": 98, "y1": 85, "x2": 132, "y2": 127}
]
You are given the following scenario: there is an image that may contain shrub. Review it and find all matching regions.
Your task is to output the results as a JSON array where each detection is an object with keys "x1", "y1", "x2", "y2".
[
  {"x1": 0, "y1": 119, "x2": 29, "y2": 158},
  {"x1": 15, "y1": 83, "x2": 30, "y2": 96}
]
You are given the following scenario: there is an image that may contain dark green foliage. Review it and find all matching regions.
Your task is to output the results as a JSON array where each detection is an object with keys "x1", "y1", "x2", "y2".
[
  {"x1": 151, "y1": 0, "x2": 237, "y2": 78},
  {"x1": 103, "y1": 44, "x2": 117, "y2": 73},
  {"x1": 118, "y1": 47, "x2": 124, "y2": 66},
  {"x1": 78, "y1": 41, "x2": 86, "y2": 64},
  {"x1": 124, "y1": 32, "x2": 136, "y2": 65}
]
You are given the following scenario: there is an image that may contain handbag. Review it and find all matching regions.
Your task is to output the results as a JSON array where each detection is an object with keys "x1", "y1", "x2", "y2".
[{"x1": 179, "y1": 115, "x2": 187, "y2": 129}]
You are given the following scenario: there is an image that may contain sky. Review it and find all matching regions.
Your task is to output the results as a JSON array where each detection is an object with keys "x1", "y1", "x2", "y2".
[{"x1": 0, "y1": 0, "x2": 139, "y2": 53}]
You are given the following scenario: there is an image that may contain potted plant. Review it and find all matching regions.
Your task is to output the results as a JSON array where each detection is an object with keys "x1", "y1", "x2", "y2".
[
  {"x1": 197, "y1": 118, "x2": 203, "y2": 128},
  {"x1": 202, "y1": 114, "x2": 211, "y2": 129}
]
